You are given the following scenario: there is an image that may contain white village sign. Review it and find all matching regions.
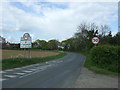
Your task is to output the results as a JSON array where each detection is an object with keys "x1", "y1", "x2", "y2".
[
  {"x1": 20, "y1": 33, "x2": 32, "y2": 48},
  {"x1": 20, "y1": 33, "x2": 32, "y2": 58}
]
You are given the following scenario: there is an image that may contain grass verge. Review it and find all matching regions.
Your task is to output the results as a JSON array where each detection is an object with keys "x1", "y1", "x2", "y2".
[
  {"x1": 84, "y1": 52, "x2": 119, "y2": 76},
  {"x1": 2, "y1": 52, "x2": 66, "y2": 70},
  {"x1": 72, "y1": 50, "x2": 119, "y2": 76}
]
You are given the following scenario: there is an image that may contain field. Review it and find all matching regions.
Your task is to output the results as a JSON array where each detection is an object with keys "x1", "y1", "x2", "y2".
[
  {"x1": 1, "y1": 50, "x2": 66, "y2": 70},
  {"x1": 1, "y1": 50, "x2": 59, "y2": 59}
]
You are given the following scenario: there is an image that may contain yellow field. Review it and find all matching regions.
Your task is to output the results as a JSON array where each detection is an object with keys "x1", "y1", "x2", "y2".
[{"x1": 1, "y1": 50, "x2": 59, "y2": 59}]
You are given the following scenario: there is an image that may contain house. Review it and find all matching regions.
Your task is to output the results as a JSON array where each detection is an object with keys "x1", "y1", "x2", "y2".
[
  {"x1": 0, "y1": 36, "x2": 6, "y2": 44},
  {"x1": 0, "y1": 36, "x2": 6, "y2": 48}
]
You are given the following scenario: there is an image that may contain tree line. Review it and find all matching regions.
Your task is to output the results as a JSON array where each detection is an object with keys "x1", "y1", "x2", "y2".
[{"x1": 33, "y1": 22, "x2": 119, "y2": 51}]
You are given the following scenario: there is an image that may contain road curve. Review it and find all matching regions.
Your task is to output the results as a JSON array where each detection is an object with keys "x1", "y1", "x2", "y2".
[{"x1": 2, "y1": 52, "x2": 86, "y2": 88}]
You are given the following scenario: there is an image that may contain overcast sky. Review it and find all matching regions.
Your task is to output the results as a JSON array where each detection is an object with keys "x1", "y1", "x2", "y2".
[{"x1": 0, "y1": 0, "x2": 118, "y2": 43}]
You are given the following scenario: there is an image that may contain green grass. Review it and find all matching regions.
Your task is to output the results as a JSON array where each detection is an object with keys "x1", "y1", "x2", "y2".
[
  {"x1": 84, "y1": 53, "x2": 119, "y2": 76},
  {"x1": 72, "y1": 50, "x2": 119, "y2": 76},
  {"x1": 2, "y1": 52, "x2": 67, "y2": 70}
]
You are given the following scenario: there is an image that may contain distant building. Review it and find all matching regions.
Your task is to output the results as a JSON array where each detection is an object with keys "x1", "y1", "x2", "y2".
[
  {"x1": 58, "y1": 45, "x2": 64, "y2": 49},
  {"x1": 0, "y1": 36, "x2": 6, "y2": 44},
  {"x1": 0, "y1": 36, "x2": 20, "y2": 49},
  {"x1": 0, "y1": 36, "x2": 6, "y2": 48}
]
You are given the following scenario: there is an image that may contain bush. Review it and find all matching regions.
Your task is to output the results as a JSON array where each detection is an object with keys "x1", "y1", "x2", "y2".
[{"x1": 89, "y1": 45, "x2": 119, "y2": 73}]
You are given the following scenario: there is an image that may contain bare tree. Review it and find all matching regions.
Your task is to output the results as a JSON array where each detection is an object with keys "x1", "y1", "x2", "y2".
[{"x1": 99, "y1": 24, "x2": 110, "y2": 36}]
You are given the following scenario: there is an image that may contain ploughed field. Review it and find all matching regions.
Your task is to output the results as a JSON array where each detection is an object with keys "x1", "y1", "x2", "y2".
[{"x1": 1, "y1": 50, "x2": 59, "y2": 59}]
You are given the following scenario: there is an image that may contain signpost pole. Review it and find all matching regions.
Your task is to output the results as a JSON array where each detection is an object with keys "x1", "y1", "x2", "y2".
[
  {"x1": 28, "y1": 48, "x2": 30, "y2": 58},
  {"x1": 24, "y1": 48, "x2": 26, "y2": 58},
  {"x1": 95, "y1": 44, "x2": 96, "y2": 47}
]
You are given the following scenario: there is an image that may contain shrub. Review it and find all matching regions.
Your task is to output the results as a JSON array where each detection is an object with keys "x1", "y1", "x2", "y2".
[{"x1": 89, "y1": 45, "x2": 119, "y2": 73}]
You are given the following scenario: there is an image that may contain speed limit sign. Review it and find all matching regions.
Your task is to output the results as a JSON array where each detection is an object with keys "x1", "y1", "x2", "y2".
[{"x1": 92, "y1": 37, "x2": 99, "y2": 44}]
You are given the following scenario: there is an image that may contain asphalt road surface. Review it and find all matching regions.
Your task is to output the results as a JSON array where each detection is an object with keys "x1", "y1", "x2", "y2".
[{"x1": 2, "y1": 52, "x2": 85, "y2": 88}]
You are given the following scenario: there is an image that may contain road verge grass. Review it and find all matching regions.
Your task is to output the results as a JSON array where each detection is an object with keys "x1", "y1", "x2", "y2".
[
  {"x1": 2, "y1": 52, "x2": 66, "y2": 70},
  {"x1": 84, "y1": 53, "x2": 119, "y2": 76},
  {"x1": 83, "y1": 46, "x2": 119, "y2": 76},
  {"x1": 73, "y1": 49, "x2": 119, "y2": 76}
]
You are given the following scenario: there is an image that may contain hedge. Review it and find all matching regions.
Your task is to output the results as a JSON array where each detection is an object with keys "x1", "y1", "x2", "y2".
[{"x1": 89, "y1": 45, "x2": 120, "y2": 73}]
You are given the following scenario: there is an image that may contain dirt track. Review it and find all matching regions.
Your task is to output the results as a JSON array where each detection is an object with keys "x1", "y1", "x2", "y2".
[{"x1": 1, "y1": 50, "x2": 59, "y2": 59}]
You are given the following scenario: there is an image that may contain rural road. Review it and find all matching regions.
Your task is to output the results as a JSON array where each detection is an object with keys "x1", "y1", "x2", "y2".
[{"x1": 2, "y1": 52, "x2": 85, "y2": 88}]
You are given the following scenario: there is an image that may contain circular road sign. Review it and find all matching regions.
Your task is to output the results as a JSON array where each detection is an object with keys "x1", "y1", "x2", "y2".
[
  {"x1": 92, "y1": 37, "x2": 99, "y2": 44},
  {"x1": 23, "y1": 33, "x2": 30, "y2": 40}
]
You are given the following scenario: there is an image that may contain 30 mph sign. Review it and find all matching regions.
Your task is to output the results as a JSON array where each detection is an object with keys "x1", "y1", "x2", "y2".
[{"x1": 92, "y1": 37, "x2": 99, "y2": 44}]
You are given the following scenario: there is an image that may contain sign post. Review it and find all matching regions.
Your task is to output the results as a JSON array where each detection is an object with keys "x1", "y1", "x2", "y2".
[
  {"x1": 28, "y1": 48, "x2": 30, "y2": 58},
  {"x1": 20, "y1": 33, "x2": 32, "y2": 58},
  {"x1": 92, "y1": 37, "x2": 99, "y2": 47},
  {"x1": 24, "y1": 48, "x2": 26, "y2": 58}
]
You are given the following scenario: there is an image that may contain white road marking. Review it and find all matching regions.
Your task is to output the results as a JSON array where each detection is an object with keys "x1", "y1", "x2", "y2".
[
  {"x1": 14, "y1": 73, "x2": 25, "y2": 75},
  {"x1": 56, "y1": 61, "x2": 61, "y2": 63},
  {"x1": 4, "y1": 75, "x2": 16, "y2": 78},
  {"x1": 0, "y1": 71, "x2": 6, "y2": 74},
  {"x1": 29, "y1": 69, "x2": 37, "y2": 71},
  {"x1": 0, "y1": 78, "x2": 7, "y2": 81},
  {"x1": 22, "y1": 70, "x2": 33, "y2": 73},
  {"x1": 14, "y1": 68, "x2": 21, "y2": 70},
  {"x1": 45, "y1": 62, "x2": 49, "y2": 64},
  {"x1": 5, "y1": 69, "x2": 13, "y2": 72},
  {"x1": 19, "y1": 69, "x2": 42, "y2": 78},
  {"x1": 47, "y1": 65, "x2": 52, "y2": 67},
  {"x1": 19, "y1": 65, "x2": 51, "y2": 78}
]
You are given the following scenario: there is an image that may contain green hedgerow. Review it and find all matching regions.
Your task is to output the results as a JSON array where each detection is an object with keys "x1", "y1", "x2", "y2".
[{"x1": 89, "y1": 45, "x2": 119, "y2": 73}]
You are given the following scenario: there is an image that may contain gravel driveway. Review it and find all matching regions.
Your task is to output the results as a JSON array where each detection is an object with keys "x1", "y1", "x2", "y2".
[{"x1": 73, "y1": 67, "x2": 119, "y2": 88}]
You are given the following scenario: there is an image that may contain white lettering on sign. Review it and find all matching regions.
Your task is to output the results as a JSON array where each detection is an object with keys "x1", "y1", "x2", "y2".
[
  {"x1": 92, "y1": 37, "x2": 99, "y2": 44},
  {"x1": 20, "y1": 41, "x2": 32, "y2": 48}
]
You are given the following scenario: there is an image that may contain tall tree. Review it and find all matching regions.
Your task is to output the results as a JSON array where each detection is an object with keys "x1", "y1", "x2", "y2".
[
  {"x1": 99, "y1": 24, "x2": 110, "y2": 36},
  {"x1": 48, "y1": 40, "x2": 59, "y2": 50},
  {"x1": 33, "y1": 40, "x2": 48, "y2": 49}
]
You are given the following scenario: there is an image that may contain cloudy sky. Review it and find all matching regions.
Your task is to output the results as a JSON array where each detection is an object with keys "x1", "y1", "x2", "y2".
[{"x1": 0, "y1": 0, "x2": 118, "y2": 43}]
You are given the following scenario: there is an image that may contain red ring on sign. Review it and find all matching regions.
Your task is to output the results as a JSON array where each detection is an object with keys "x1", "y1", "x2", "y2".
[{"x1": 24, "y1": 38, "x2": 28, "y2": 40}]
